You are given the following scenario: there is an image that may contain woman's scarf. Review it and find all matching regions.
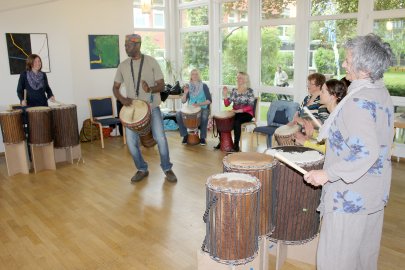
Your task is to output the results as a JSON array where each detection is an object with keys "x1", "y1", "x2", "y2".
[
  {"x1": 317, "y1": 79, "x2": 385, "y2": 142},
  {"x1": 189, "y1": 81, "x2": 203, "y2": 98},
  {"x1": 27, "y1": 71, "x2": 45, "y2": 90}
]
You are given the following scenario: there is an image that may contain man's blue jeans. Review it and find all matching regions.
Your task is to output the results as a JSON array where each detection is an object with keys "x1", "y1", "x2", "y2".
[{"x1": 125, "y1": 107, "x2": 173, "y2": 172}]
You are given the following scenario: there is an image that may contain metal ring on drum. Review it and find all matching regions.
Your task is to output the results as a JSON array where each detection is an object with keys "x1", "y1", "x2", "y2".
[
  {"x1": 119, "y1": 99, "x2": 156, "y2": 148},
  {"x1": 181, "y1": 105, "x2": 201, "y2": 145},
  {"x1": 202, "y1": 172, "x2": 261, "y2": 265},
  {"x1": 264, "y1": 146, "x2": 324, "y2": 244},
  {"x1": 213, "y1": 111, "x2": 235, "y2": 151}
]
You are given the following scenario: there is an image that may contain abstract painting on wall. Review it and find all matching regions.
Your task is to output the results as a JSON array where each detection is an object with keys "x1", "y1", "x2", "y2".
[
  {"x1": 6, "y1": 33, "x2": 51, "y2": 75},
  {"x1": 88, "y1": 35, "x2": 120, "y2": 69}
]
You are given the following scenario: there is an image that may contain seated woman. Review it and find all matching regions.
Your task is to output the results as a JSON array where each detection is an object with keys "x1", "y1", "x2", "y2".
[
  {"x1": 294, "y1": 79, "x2": 348, "y2": 153},
  {"x1": 216, "y1": 71, "x2": 255, "y2": 152},
  {"x1": 176, "y1": 69, "x2": 212, "y2": 145},
  {"x1": 289, "y1": 73, "x2": 327, "y2": 126}
]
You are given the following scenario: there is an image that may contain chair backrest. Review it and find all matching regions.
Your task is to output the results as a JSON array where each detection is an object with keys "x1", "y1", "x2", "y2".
[
  {"x1": 251, "y1": 97, "x2": 260, "y2": 124},
  {"x1": 267, "y1": 100, "x2": 299, "y2": 127},
  {"x1": 89, "y1": 97, "x2": 114, "y2": 119}
]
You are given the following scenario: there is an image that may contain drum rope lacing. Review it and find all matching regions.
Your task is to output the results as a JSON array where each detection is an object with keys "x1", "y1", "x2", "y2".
[{"x1": 201, "y1": 195, "x2": 218, "y2": 251}]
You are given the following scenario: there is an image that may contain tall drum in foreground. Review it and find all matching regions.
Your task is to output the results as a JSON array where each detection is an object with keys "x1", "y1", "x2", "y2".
[
  {"x1": 203, "y1": 172, "x2": 260, "y2": 265},
  {"x1": 51, "y1": 104, "x2": 80, "y2": 148},
  {"x1": 223, "y1": 152, "x2": 275, "y2": 236},
  {"x1": 120, "y1": 99, "x2": 156, "y2": 148},
  {"x1": 26, "y1": 106, "x2": 53, "y2": 145},
  {"x1": 265, "y1": 146, "x2": 324, "y2": 243},
  {"x1": 0, "y1": 109, "x2": 25, "y2": 144}
]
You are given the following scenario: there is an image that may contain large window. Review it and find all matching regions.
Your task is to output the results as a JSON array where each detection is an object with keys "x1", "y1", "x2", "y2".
[
  {"x1": 133, "y1": 1, "x2": 167, "y2": 79},
  {"x1": 374, "y1": 18, "x2": 405, "y2": 97},
  {"x1": 261, "y1": 25, "x2": 295, "y2": 87},
  {"x1": 221, "y1": 26, "x2": 248, "y2": 85},
  {"x1": 261, "y1": 0, "x2": 297, "y2": 19},
  {"x1": 221, "y1": 0, "x2": 248, "y2": 23},
  {"x1": 179, "y1": 4, "x2": 209, "y2": 82},
  {"x1": 310, "y1": 0, "x2": 358, "y2": 16},
  {"x1": 309, "y1": 19, "x2": 357, "y2": 79}
]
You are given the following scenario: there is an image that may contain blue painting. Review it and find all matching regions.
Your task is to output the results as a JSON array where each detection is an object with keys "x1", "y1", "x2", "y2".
[{"x1": 88, "y1": 35, "x2": 120, "y2": 69}]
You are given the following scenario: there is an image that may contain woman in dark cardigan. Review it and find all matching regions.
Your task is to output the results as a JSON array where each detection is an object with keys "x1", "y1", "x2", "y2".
[{"x1": 17, "y1": 54, "x2": 55, "y2": 107}]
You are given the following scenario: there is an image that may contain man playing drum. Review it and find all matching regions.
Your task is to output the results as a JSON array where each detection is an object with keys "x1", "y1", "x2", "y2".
[{"x1": 112, "y1": 34, "x2": 177, "y2": 183}]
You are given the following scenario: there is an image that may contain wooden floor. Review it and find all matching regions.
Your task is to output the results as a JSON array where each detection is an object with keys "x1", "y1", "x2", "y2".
[{"x1": 0, "y1": 132, "x2": 404, "y2": 270}]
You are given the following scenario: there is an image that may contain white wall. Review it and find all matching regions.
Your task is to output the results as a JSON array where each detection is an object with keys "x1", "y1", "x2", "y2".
[{"x1": 0, "y1": 0, "x2": 133, "y2": 152}]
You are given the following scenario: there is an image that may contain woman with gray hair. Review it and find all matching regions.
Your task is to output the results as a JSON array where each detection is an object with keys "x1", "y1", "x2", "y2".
[{"x1": 304, "y1": 34, "x2": 394, "y2": 270}]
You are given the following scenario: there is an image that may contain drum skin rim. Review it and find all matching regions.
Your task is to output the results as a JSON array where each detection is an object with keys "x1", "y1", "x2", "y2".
[
  {"x1": 266, "y1": 146, "x2": 324, "y2": 167},
  {"x1": 0, "y1": 109, "x2": 23, "y2": 115},
  {"x1": 223, "y1": 152, "x2": 276, "y2": 170},
  {"x1": 213, "y1": 111, "x2": 235, "y2": 119},
  {"x1": 26, "y1": 106, "x2": 51, "y2": 112},
  {"x1": 119, "y1": 99, "x2": 150, "y2": 125},
  {"x1": 206, "y1": 172, "x2": 261, "y2": 194}
]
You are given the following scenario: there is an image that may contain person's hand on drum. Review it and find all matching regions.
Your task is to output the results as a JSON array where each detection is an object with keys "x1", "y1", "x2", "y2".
[
  {"x1": 294, "y1": 132, "x2": 308, "y2": 146},
  {"x1": 304, "y1": 170, "x2": 328, "y2": 186},
  {"x1": 120, "y1": 97, "x2": 133, "y2": 106},
  {"x1": 21, "y1": 100, "x2": 27, "y2": 106},
  {"x1": 49, "y1": 96, "x2": 56, "y2": 103},
  {"x1": 142, "y1": 80, "x2": 151, "y2": 93},
  {"x1": 302, "y1": 119, "x2": 315, "y2": 137},
  {"x1": 222, "y1": 86, "x2": 228, "y2": 99},
  {"x1": 192, "y1": 103, "x2": 200, "y2": 107}
]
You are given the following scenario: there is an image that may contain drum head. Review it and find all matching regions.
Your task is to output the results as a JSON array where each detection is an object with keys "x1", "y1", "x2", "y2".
[
  {"x1": 0, "y1": 109, "x2": 22, "y2": 115},
  {"x1": 51, "y1": 104, "x2": 76, "y2": 110},
  {"x1": 265, "y1": 146, "x2": 324, "y2": 166},
  {"x1": 181, "y1": 105, "x2": 201, "y2": 114},
  {"x1": 26, "y1": 106, "x2": 51, "y2": 112},
  {"x1": 213, "y1": 111, "x2": 235, "y2": 119},
  {"x1": 275, "y1": 124, "x2": 300, "y2": 135},
  {"x1": 224, "y1": 152, "x2": 274, "y2": 169},
  {"x1": 206, "y1": 172, "x2": 260, "y2": 194},
  {"x1": 120, "y1": 100, "x2": 149, "y2": 124}
]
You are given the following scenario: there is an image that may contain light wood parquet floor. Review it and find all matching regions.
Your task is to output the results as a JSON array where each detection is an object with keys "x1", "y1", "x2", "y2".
[{"x1": 0, "y1": 132, "x2": 404, "y2": 270}]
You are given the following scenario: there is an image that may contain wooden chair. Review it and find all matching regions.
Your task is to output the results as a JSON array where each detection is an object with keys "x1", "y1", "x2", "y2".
[
  {"x1": 240, "y1": 97, "x2": 260, "y2": 150},
  {"x1": 88, "y1": 96, "x2": 126, "y2": 148}
]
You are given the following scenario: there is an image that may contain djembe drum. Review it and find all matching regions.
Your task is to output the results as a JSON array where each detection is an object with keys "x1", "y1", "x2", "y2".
[
  {"x1": 0, "y1": 109, "x2": 25, "y2": 144},
  {"x1": 120, "y1": 99, "x2": 156, "y2": 148},
  {"x1": 265, "y1": 146, "x2": 324, "y2": 243},
  {"x1": 223, "y1": 152, "x2": 275, "y2": 236},
  {"x1": 274, "y1": 124, "x2": 300, "y2": 146},
  {"x1": 51, "y1": 104, "x2": 80, "y2": 148},
  {"x1": 203, "y1": 172, "x2": 261, "y2": 264},
  {"x1": 26, "y1": 106, "x2": 53, "y2": 145},
  {"x1": 181, "y1": 105, "x2": 201, "y2": 145},
  {"x1": 213, "y1": 111, "x2": 235, "y2": 151}
]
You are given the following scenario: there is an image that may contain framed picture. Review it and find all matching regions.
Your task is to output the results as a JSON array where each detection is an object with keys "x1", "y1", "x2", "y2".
[
  {"x1": 88, "y1": 35, "x2": 120, "y2": 69},
  {"x1": 5, "y1": 33, "x2": 51, "y2": 75}
]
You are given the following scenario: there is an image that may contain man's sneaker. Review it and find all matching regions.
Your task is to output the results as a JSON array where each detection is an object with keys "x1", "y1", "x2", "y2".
[
  {"x1": 182, "y1": 136, "x2": 188, "y2": 144},
  {"x1": 164, "y1": 170, "x2": 178, "y2": 183},
  {"x1": 200, "y1": 139, "x2": 206, "y2": 146},
  {"x1": 131, "y1": 170, "x2": 149, "y2": 183}
]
